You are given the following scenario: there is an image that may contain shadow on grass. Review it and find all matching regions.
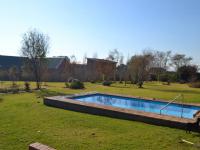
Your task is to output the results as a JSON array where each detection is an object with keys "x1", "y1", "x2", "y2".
[
  {"x1": 35, "y1": 89, "x2": 68, "y2": 98},
  {"x1": 151, "y1": 88, "x2": 200, "y2": 95},
  {"x1": 111, "y1": 84, "x2": 148, "y2": 90},
  {"x1": 0, "y1": 97, "x2": 3, "y2": 103},
  {"x1": 111, "y1": 85, "x2": 132, "y2": 89},
  {"x1": 192, "y1": 133, "x2": 200, "y2": 137}
]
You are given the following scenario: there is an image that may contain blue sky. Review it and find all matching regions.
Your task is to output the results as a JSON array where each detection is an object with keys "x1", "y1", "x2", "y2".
[{"x1": 0, "y1": 0, "x2": 200, "y2": 64}]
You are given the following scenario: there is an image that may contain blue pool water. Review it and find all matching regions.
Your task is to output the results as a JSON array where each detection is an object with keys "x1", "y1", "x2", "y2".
[{"x1": 72, "y1": 94, "x2": 200, "y2": 119}]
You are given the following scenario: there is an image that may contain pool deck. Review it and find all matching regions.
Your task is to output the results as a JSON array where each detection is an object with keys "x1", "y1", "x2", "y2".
[{"x1": 44, "y1": 92, "x2": 200, "y2": 130}]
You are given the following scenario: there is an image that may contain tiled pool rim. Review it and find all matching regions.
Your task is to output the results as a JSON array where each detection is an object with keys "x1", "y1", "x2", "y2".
[{"x1": 44, "y1": 92, "x2": 200, "y2": 131}]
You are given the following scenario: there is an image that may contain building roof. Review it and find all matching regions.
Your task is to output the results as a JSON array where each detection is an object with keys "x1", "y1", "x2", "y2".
[
  {"x1": 0, "y1": 55, "x2": 69, "y2": 70},
  {"x1": 87, "y1": 58, "x2": 117, "y2": 64},
  {"x1": 47, "y1": 57, "x2": 69, "y2": 69},
  {"x1": 0, "y1": 55, "x2": 26, "y2": 69}
]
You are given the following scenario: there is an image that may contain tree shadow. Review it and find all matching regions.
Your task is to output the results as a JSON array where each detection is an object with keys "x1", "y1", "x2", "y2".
[
  {"x1": 111, "y1": 84, "x2": 147, "y2": 89},
  {"x1": 0, "y1": 97, "x2": 3, "y2": 103},
  {"x1": 151, "y1": 88, "x2": 200, "y2": 95},
  {"x1": 192, "y1": 133, "x2": 200, "y2": 137},
  {"x1": 111, "y1": 84, "x2": 136, "y2": 89},
  {"x1": 35, "y1": 89, "x2": 67, "y2": 98}
]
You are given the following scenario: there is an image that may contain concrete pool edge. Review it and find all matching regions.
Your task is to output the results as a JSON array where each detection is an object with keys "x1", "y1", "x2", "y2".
[{"x1": 43, "y1": 92, "x2": 200, "y2": 130}]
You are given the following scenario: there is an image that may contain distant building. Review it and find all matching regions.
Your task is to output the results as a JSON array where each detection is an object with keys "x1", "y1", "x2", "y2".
[
  {"x1": 86, "y1": 58, "x2": 117, "y2": 81},
  {"x1": 0, "y1": 55, "x2": 26, "y2": 70},
  {"x1": 0, "y1": 55, "x2": 117, "y2": 82},
  {"x1": 0, "y1": 55, "x2": 70, "y2": 81}
]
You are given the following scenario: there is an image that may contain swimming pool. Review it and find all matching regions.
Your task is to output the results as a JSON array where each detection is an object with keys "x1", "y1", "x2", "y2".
[{"x1": 72, "y1": 93, "x2": 200, "y2": 119}]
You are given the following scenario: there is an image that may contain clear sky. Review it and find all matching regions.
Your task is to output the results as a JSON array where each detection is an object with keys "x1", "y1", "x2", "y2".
[{"x1": 0, "y1": 0, "x2": 200, "y2": 64}]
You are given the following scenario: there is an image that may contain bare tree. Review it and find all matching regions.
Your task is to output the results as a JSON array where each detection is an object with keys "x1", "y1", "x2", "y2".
[
  {"x1": 68, "y1": 55, "x2": 77, "y2": 79},
  {"x1": 151, "y1": 50, "x2": 171, "y2": 81},
  {"x1": 107, "y1": 49, "x2": 120, "y2": 64},
  {"x1": 70, "y1": 55, "x2": 77, "y2": 64},
  {"x1": 119, "y1": 54, "x2": 124, "y2": 65},
  {"x1": 82, "y1": 53, "x2": 87, "y2": 64},
  {"x1": 61, "y1": 57, "x2": 70, "y2": 82},
  {"x1": 21, "y1": 29, "x2": 49, "y2": 89},
  {"x1": 116, "y1": 54, "x2": 125, "y2": 82},
  {"x1": 171, "y1": 54, "x2": 192, "y2": 71},
  {"x1": 107, "y1": 49, "x2": 124, "y2": 81},
  {"x1": 128, "y1": 53, "x2": 154, "y2": 88},
  {"x1": 153, "y1": 51, "x2": 171, "y2": 69},
  {"x1": 9, "y1": 66, "x2": 19, "y2": 86},
  {"x1": 92, "y1": 52, "x2": 98, "y2": 58}
]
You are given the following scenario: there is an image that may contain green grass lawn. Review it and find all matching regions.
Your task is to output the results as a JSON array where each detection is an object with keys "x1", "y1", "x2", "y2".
[{"x1": 0, "y1": 81, "x2": 200, "y2": 150}]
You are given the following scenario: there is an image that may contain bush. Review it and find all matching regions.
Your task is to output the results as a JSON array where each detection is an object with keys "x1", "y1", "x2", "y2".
[
  {"x1": 70, "y1": 80, "x2": 84, "y2": 89},
  {"x1": 10, "y1": 83, "x2": 19, "y2": 93},
  {"x1": 24, "y1": 82, "x2": 30, "y2": 92},
  {"x1": 65, "y1": 82, "x2": 69, "y2": 88},
  {"x1": 179, "y1": 80, "x2": 186, "y2": 84},
  {"x1": 102, "y1": 81, "x2": 112, "y2": 86},
  {"x1": 0, "y1": 97, "x2": 3, "y2": 102},
  {"x1": 119, "y1": 81, "x2": 123, "y2": 84},
  {"x1": 160, "y1": 74, "x2": 169, "y2": 82},
  {"x1": 137, "y1": 81, "x2": 143, "y2": 88},
  {"x1": 189, "y1": 82, "x2": 200, "y2": 88},
  {"x1": 90, "y1": 80, "x2": 96, "y2": 83}
]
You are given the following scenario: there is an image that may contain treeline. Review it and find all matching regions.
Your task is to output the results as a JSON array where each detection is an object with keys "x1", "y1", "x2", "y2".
[
  {"x1": 111, "y1": 50, "x2": 199, "y2": 88},
  {"x1": 0, "y1": 29, "x2": 199, "y2": 90}
]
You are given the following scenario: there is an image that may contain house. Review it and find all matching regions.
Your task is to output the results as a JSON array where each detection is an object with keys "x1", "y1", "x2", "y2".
[
  {"x1": 0, "y1": 55, "x2": 26, "y2": 70},
  {"x1": 86, "y1": 58, "x2": 117, "y2": 81},
  {"x1": 0, "y1": 55, "x2": 117, "y2": 81},
  {"x1": 0, "y1": 55, "x2": 70, "y2": 81}
]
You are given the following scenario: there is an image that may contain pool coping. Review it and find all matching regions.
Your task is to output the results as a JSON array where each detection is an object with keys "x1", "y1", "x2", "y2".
[{"x1": 44, "y1": 92, "x2": 200, "y2": 130}]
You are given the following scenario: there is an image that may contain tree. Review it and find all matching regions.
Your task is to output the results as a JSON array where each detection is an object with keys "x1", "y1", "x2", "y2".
[
  {"x1": 107, "y1": 49, "x2": 123, "y2": 66},
  {"x1": 68, "y1": 55, "x2": 77, "y2": 79},
  {"x1": 177, "y1": 65, "x2": 198, "y2": 82},
  {"x1": 92, "y1": 52, "x2": 98, "y2": 58},
  {"x1": 128, "y1": 53, "x2": 154, "y2": 88},
  {"x1": 107, "y1": 49, "x2": 124, "y2": 81},
  {"x1": 116, "y1": 54, "x2": 125, "y2": 82},
  {"x1": 61, "y1": 57, "x2": 70, "y2": 82},
  {"x1": 21, "y1": 29, "x2": 49, "y2": 89},
  {"x1": 82, "y1": 53, "x2": 87, "y2": 64},
  {"x1": 8, "y1": 66, "x2": 19, "y2": 85},
  {"x1": 171, "y1": 54, "x2": 192, "y2": 71},
  {"x1": 151, "y1": 50, "x2": 171, "y2": 81},
  {"x1": 171, "y1": 53, "x2": 192, "y2": 81},
  {"x1": 70, "y1": 55, "x2": 77, "y2": 64},
  {"x1": 119, "y1": 54, "x2": 124, "y2": 65},
  {"x1": 107, "y1": 49, "x2": 119, "y2": 61},
  {"x1": 153, "y1": 51, "x2": 171, "y2": 69},
  {"x1": 116, "y1": 64, "x2": 127, "y2": 82}
]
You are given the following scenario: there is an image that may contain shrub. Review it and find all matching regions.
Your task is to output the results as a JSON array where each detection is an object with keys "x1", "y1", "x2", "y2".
[
  {"x1": 102, "y1": 81, "x2": 112, "y2": 86},
  {"x1": 0, "y1": 97, "x2": 3, "y2": 102},
  {"x1": 0, "y1": 88, "x2": 7, "y2": 93},
  {"x1": 24, "y1": 82, "x2": 30, "y2": 92},
  {"x1": 65, "y1": 82, "x2": 69, "y2": 88},
  {"x1": 70, "y1": 80, "x2": 84, "y2": 89},
  {"x1": 179, "y1": 80, "x2": 186, "y2": 84},
  {"x1": 119, "y1": 81, "x2": 123, "y2": 84},
  {"x1": 168, "y1": 73, "x2": 178, "y2": 82},
  {"x1": 10, "y1": 83, "x2": 19, "y2": 93},
  {"x1": 160, "y1": 74, "x2": 169, "y2": 82},
  {"x1": 24, "y1": 82, "x2": 30, "y2": 91},
  {"x1": 90, "y1": 80, "x2": 96, "y2": 83},
  {"x1": 137, "y1": 81, "x2": 143, "y2": 88},
  {"x1": 189, "y1": 82, "x2": 200, "y2": 88}
]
